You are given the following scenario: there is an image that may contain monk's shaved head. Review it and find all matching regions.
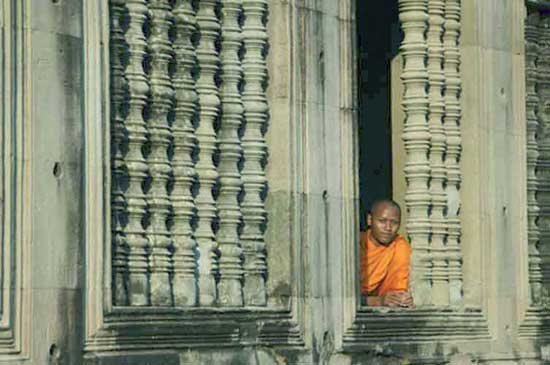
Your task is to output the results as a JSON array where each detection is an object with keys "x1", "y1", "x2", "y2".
[
  {"x1": 370, "y1": 199, "x2": 401, "y2": 217},
  {"x1": 368, "y1": 199, "x2": 402, "y2": 246}
]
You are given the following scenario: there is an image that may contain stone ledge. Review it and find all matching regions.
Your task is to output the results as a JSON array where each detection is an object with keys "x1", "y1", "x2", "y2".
[
  {"x1": 342, "y1": 308, "x2": 490, "y2": 347},
  {"x1": 84, "y1": 308, "x2": 304, "y2": 353},
  {"x1": 84, "y1": 352, "x2": 180, "y2": 365},
  {"x1": 519, "y1": 307, "x2": 550, "y2": 338}
]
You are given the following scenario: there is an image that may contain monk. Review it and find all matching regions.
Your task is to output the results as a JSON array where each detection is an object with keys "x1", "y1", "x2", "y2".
[{"x1": 360, "y1": 199, "x2": 414, "y2": 307}]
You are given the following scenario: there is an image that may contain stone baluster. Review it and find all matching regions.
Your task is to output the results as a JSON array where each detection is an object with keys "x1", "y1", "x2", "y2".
[
  {"x1": 241, "y1": 0, "x2": 268, "y2": 306},
  {"x1": 537, "y1": 14, "x2": 550, "y2": 304},
  {"x1": 427, "y1": 0, "x2": 448, "y2": 306},
  {"x1": 443, "y1": 0, "x2": 463, "y2": 305},
  {"x1": 122, "y1": 0, "x2": 151, "y2": 306},
  {"x1": 196, "y1": 0, "x2": 221, "y2": 306},
  {"x1": 171, "y1": 0, "x2": 199, "y2": 307},
  {"x1": 110, "y1": 0, "x2": 130, "y2": 306},
  {"x1": 398, "y1": 0, "x2": 432, "y2": 306},
  {"x1": 146, "y1": 0, "x2": 174, "y2": 306},
  {"x1": 526, "y1": 12, "x2": 542, "y2": 305},
  {"x1": 217, "y1": 0, "x2": 245, "y2": 306}
]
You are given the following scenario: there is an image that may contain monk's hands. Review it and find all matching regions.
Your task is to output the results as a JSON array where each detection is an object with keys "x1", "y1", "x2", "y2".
[{"x1": 381, "y1": 291, "x2": 414, "y2": 308}]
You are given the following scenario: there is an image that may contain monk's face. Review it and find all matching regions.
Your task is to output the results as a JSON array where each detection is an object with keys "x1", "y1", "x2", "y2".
[{"x1": 368, "y1": 203, "x2": 401, "y2": 246}]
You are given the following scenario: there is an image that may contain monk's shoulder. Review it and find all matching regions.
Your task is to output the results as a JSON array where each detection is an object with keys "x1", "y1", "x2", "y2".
[{"x1": 393, "y1": 235, "x2": 411, "y2": 254}]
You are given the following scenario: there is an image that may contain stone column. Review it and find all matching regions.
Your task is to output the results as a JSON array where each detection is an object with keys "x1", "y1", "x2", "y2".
[
  {"x1": 399, "y1": 0, "x2": 465, "y2": 306},
  {"x1": 427, "y1": 0, "x2": 449, "y2": 306},
  {"x1": 398, "y1": 0, "x2": 432, "y2": 305},
  {"x1": 195, "y1": 0, "x2": 222, "y2": 306},
  {"x1": 241, "y1": 0, "x2": 269, "y2": 306},
  {"x1": 171, "y1": 0, "x2": 199, "y2": 307},
  {"x1": 443, "y1": 0, "x2": 464, "y2": 306},
  {"x1": 122, "y1": 0, "x2": 151, "y2": 306},
  {"x1": 536, "y1": 13, "x2": 550, "y2": 304},
  {"x1": 525, "y1": 11, "x2": 542, "y2": 305},
  {"x1": 110, "y1": 0, "x2": 130, "y2": 306},
  {"x1": 217, "y1": 0, "x2": 246, "y2": 306},
  {"x1": 147, "y1": 0, "x2": 175, "y2": 306}
]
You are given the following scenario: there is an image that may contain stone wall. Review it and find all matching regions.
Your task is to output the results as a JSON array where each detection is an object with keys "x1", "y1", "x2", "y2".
[{"x1": 2, "y1": 0, "x2": 550, "y2": 364}]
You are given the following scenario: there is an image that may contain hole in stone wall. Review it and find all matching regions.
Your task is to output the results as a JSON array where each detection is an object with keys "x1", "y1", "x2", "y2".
[
  {"x1": 53, "y1": 162, "x2": 62, "y2": 178},
  {"x1": 48, "y1": 343, "x2": 61, "y2": 362}
]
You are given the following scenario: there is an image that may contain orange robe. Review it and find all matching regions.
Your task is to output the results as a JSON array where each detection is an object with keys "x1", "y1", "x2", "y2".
[{"x1": 360, "y1": 231, "x2": 411, "y2": 296}]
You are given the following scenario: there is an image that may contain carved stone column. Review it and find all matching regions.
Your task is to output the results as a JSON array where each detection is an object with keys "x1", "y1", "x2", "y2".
[
  {"x1": 526, "y1": 12, "x2": 542, "y2": 305},
  {"x1": 171, "y1": 0, "x2": 199, "y2": 307},
  {"x1": 443, "y1": 0, "x2": 463, "y2": 305},
  {"x1": 110, "y1": 0, "x2": 130, "y2": 306},
  {"x1": 122, "y1": 0, "x2": 151, "y2": 306},
  {"x1": 147, "y1": 0, "x2": 175, "y2": 306},
  {"x1": 427, "y1": 0, "x2": 448, "y2": 306},
  {"x1": 241, "y1": 0, "x2": 268, "y2": 306},
  {"x1": 195, "y1": 0, "x2": 221, "y2": 306},
  {"x1": 217, "y1": 0, "x2": 245, "y2": 306},
  {"x1": 398, "y1": 0, "x2": 432, "y2": 306},
  {"x1": 536, "y1": 13, "x2": 550, "y2": 305}
]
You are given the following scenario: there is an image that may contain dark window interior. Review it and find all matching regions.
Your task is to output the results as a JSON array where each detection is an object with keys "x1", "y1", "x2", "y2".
[{"x1": 357, "y1": 1, "x2": 402, "y2": 230}]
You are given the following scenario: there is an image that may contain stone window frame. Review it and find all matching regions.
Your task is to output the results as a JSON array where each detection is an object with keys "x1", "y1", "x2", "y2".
[
  {"x1": 82, "y1": 0, "x2": 308, "y2": 353},
  {"x1": 0, "y1": 0, "x2": 31, "y2": 360},
  {"x1": 335, "y1": 0, "x2": 496, "y2": 351}
]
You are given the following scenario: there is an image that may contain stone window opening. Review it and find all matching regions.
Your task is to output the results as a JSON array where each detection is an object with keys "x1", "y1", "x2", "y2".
[
  {"x1": 357, "y1": 0, "x2": 401, "y2": 233},
  {"x1": 356, "y1": 0, "x2": 465, "y2": 309}
]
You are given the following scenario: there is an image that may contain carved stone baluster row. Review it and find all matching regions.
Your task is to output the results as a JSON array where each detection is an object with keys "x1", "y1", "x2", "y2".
[
  {"x1": 171, "y1": 0, "x2": 199, "y2": 307},
  {"x1": 195, "y1": 0, "x2": 221, "y2": 306},
  {"x1": 122, "y1": 0, "x2": 151, "y2": 306},
  {"x1": 217, "y1": 0, "x2": 245, "y2": 306},
  {"x1": 427, "y1": 0, "x2": 448, "y2": 306},
  {"x1": 443, "y1": 0, "x2": 463, "y2": 305},
  {"x1": 110, "y1": 0, "x2": 130, "y2": 306},
  {"x1": 537, "y1": 14, "x2": 550, "y2": 304},
  {"x1": 110, "y1": 0, "x2": 271, "y2": 308},
  {"x1": 241, "y1": 0, "x2": 268, "y2": 306},
  {"x1": 147, "y1": 0, "x2": 175, "y2": 306},
  {"x1": 526, "y1": 12, "x2": 542, "y2": 305},
  {"x1": 398, "y1": 0, "x2": 432, "y2": 306}
]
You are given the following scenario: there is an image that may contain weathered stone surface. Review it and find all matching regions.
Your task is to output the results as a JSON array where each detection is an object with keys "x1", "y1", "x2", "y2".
[{"x1": 8, "y1": 0, "x2": 550, "y2": 364}]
